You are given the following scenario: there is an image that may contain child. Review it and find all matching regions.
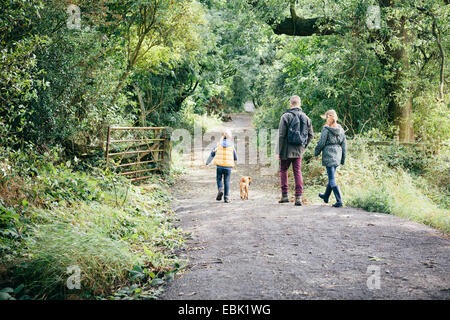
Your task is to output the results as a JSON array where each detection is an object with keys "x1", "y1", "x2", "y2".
[
  {"x1": 206, "y1": 129, "x2": 237, "y2": 203},
  {"x1": 314, "y1": 109, "x2": 347, "y2": 207}
]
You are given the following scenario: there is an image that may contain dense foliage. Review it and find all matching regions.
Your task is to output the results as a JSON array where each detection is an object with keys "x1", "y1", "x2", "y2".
[
  {"x1": 2, "y1": 0, "x2": 447, "y2": 149},
  {"x1": 0, "y1": 0, "x2": 448, "y2": 299},
  {"x1": 0, "y1": 145, "x2": 185, "y2": 299}
]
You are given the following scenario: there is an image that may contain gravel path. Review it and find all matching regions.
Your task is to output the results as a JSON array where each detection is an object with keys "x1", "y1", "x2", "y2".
[{"x1": 161, "y1": 113, "x2": 450, "y2": 300}]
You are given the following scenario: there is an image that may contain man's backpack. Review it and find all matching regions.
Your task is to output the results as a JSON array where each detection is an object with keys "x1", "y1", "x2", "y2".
[{"x1": 286, "y1": 110, "x2": 309, "y2": 146}]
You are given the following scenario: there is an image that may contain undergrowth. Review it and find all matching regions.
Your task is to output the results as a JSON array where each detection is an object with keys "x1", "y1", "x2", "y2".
[
  {"x1": 301, "y1": 135, "x2": 449, "y2": 233},
  {"x1": 0, "y1": 146, "x2": 185, "y2": 300}
]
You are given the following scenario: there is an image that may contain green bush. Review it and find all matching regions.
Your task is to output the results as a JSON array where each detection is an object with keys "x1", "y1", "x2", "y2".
[
  {"x1": 424, "y1": 145, "x2": 450, "y2": 193},
  {"x1": 346, "y1": 172, "x2": 450, "y2": 233},
  {"x1": 4, "y1": 179, "x2": 184, "y2": 299},
  {"x1": 0, "y1": 146, "x2": 185, "y2": 299},
  {"x1": 340, "y1": 138, "x2": 449, "y2": 233},
  {"x1": 35, "y1": 166, "x2": 103, "y2": 203},
  {"x1": 378, "y1": 144, "x2": 431, "y2": 174},
  {"x1": 300, "y1": 135, "x2": 449, "y2": 233},
  {"x1": 0, "y1": 201, "x2": 24, "y2": 259},
  {"x1": 348, "y1": 185, "x2": 394, "y2": 214},
  {"x1": 0, "y1": 201, "x2": 20, "y2": 228}
]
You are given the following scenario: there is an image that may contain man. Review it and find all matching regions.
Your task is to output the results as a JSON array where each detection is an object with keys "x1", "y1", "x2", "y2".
[{"x1": 275, "y1": 95, "x2": 314, "y2": 206}]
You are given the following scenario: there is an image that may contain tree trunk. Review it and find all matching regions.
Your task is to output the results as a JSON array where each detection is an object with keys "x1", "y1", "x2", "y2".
[
  {"x1": 135, "y1": 85, "x2": 146, "y2": 126},
  {"x1": 385, "y1": 16, "x2": 415, "y2": 142},
  {"x1": 393, "y1": 95, "x2": 414, "y2": 142},
  {"x1": 431, "y1": 15, "x2": 445, "y2": 101}
]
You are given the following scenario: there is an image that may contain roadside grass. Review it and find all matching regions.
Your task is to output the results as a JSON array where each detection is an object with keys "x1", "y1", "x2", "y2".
[
  {"x1": 0, "y1": 149, "x2": 186, "y2": 300},
  {"x1": 301, "y1": 136, "x2": 450, "y2": 233},
  {"x1": 1, "y1": 109, "x2": 225, "y2": 300},
  {"x1": 346, "y1": 173, "x2": 450, "y2": 233}
]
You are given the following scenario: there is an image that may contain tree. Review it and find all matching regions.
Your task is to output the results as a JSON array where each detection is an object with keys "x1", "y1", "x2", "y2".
[
  {"x1": 107, "y1": 0, "x2": 201, "y2": 105},
  {"x1": 0, "y1": 0, "x2": 47, "y2": 147},
  {"x1": 247, "y1": 0, "x2": 448, "y2": 142},
  {"x1": 1, "y1": 0, "x2": 207, "y2": 150}
]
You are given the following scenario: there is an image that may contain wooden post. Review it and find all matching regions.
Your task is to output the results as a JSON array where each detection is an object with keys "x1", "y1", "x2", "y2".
[
  {"x1": 154, "y1": 129, "x2": 160, "y2": 162},
  {"x1": 161, "y1": 129, "x2": 172, "y2": 172}
]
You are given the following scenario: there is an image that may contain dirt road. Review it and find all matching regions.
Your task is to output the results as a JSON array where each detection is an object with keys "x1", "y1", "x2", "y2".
[{"x1": 162, "y1": 113, "x2": 449, "y2": 300}]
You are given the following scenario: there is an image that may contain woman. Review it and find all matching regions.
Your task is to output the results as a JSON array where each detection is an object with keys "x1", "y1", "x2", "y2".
[{"x1": 314, "y1": 109, "x2": 347, "y2": 207}]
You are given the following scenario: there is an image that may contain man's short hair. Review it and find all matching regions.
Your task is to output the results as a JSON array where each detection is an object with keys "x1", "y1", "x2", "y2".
[{"x1": 290, "y1": 95, "x2": 301, "y2": 107}]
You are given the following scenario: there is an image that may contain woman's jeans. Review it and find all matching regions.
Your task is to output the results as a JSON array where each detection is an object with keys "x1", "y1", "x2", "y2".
[
  {"x1": 326, "y1": 166, "x2": 337, "y2": 188},
  {"x1": 326, "y1": 166, "x2": 342, "y2": 204},
  {"x1": 216, "y1": 167, "x2": 232, "y2": 197}
]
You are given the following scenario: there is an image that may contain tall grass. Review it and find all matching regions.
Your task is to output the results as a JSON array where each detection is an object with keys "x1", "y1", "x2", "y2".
[
  {"x1": 0, "y1": 151, "x2": 185, "y2": 299},
  {"x1": 346, "y1": 172, "x2": 450, "y2": 233},
  {"x1": 302, "y1": 136, "x2": 450, "y2": 233},
  {"x1": 16, "y1": 223, "x2": 137, "y2": 299}
]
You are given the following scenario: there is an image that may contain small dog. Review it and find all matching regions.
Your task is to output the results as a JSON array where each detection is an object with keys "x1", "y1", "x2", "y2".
[{"x1": 239, "y1": 176, "x2": 252, "y2": 200}]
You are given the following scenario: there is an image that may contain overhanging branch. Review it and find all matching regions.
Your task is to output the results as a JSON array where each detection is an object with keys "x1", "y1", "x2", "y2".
[
  {"x1": 245, "y1": 0, "x2": 335, "y2": 37},
  {"x1": 271, "y1": 16, "x2": 335, "y2": 36}
]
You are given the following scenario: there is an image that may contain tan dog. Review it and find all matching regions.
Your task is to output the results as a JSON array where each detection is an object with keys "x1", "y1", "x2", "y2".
[{"x1": 239, "y1": 176, "x2": 252, "y2": 200}]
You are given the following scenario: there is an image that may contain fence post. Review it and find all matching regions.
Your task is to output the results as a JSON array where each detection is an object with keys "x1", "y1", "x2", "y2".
[{"x1": 161, "y1": 129, "x2": 172, "y2": 172}]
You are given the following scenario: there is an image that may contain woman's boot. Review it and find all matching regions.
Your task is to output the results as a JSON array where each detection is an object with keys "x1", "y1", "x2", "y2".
[
  {"x1": 319, "y1": 184, "x2": 332, "y2": 203},
  {"x1": 331, "y1": 186, "x2": 343, "y2": 207}
]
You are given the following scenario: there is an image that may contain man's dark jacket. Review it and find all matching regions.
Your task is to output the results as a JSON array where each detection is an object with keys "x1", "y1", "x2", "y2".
[{"x1": 276, "y1": 107, "x2": 314, "y2": 160}]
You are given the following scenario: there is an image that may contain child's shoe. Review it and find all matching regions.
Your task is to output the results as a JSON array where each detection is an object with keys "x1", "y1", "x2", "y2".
[{"x1": 216, "y1": 189, "x2": 223, "y2": 201}]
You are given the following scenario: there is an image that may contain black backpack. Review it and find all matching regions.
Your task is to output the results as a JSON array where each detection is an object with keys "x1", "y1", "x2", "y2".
[{"x1": 286, "y1": 110, "x2": 309, "y2": 146}]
